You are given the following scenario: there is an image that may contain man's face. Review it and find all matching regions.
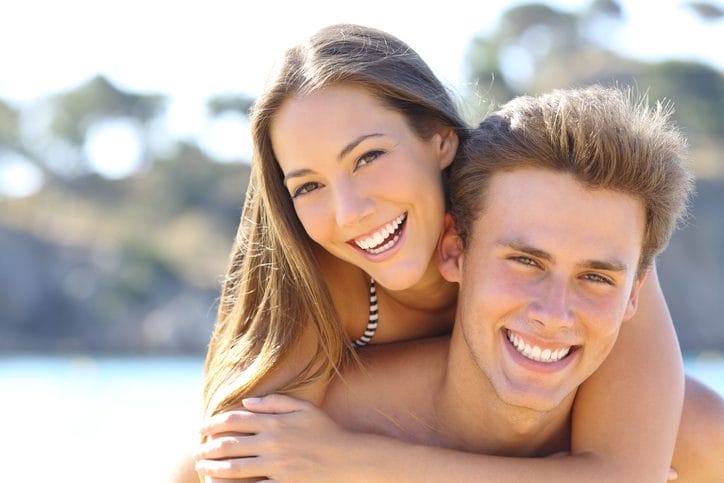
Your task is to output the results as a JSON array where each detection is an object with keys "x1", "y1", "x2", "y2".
[{"x1": 446, "y1": 167, "x2": 647, "y2": 412}]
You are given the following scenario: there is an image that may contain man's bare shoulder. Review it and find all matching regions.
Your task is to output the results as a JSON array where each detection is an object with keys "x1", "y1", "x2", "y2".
[
  {"x1": 356, "y1": 335, "x2": 449, "y2": 376},
  {"x1": 322, "y1": 336, "x2": 448, "y2": 435}
]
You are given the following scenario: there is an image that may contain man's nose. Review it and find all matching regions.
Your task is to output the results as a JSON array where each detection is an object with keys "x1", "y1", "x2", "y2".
[{"x1": 527, "y1": 274, "x2": 576, "y2": 330}]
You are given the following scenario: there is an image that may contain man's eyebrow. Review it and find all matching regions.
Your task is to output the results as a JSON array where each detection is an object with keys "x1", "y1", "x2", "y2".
[
  {"x1": 338, "y1": 133, "x2": 384, "y2": 161},
  {"x1": 580, "y1": 259, "x2": 628, "y2": 273},
  {"x1": 499, "y1": 239, "x2": 628, "y2": 272},
  {"x1": 499, "y1": 240, "x2": 554, "y2": 263}
]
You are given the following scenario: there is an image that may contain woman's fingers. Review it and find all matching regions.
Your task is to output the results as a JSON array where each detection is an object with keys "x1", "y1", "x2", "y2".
[
  {"x1": 194, "y1": 396, "x2": 327, "y2": 480},
  {"x1": 195, "y1": 434, "x2": 260, "y2": 461},
  {"x1": 195, "y1": 434, "x2": 274, "y2": 479},
  {"x1": 201, "y1": 409, "x2": 265, "y2": 436},
  {"x1": 195, "y1": 455, "x2": 268, "y2": 480},
  {"x1": 242, "y1": 393, "x2": 314, "y2": 414},
  {"x1": 201, "y1": 394, "x2": 312, "y2": 437}
]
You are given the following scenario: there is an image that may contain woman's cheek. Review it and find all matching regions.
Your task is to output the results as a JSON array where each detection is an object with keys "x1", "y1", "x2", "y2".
[{"x1": 295, "y1": 201, "x2": 334, "y2": 244}]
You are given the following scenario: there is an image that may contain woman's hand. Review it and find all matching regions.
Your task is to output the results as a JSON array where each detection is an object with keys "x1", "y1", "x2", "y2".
[{"x1": 194, "y1": 394, "x2": 366, "y2": 482}]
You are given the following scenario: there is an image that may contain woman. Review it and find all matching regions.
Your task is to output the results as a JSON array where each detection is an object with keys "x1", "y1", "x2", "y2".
[{"x1": 188, "y1": 24, "x2": 719, "y2": 481}]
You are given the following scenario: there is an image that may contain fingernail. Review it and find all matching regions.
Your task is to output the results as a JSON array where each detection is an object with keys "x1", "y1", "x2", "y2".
[{"x1": 243, "y1": 397, "x2": 261, "y2": 405}]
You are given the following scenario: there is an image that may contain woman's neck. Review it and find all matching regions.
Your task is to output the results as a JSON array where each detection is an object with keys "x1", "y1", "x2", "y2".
[{"x1": 377, "y1": 260, "x2": 458, "y2": 316}]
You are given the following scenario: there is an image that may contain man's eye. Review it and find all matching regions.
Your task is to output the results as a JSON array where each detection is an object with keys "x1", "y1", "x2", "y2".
[
  {"x1": 582, "y1": 273, "x2": 613, "y2": 285},
  {"x1": 355, "y1": 150, "x2": 384, "y2": 169},
  {"x1": 292, "y1": 181, "x2": 322, "y2": 198},
  {"x1": 511, "y1": 256, "x2": 539, "y2": 268}
]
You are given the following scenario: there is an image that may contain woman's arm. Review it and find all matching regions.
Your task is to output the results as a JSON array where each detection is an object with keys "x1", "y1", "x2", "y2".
[
  {"x1": 194, "y1": 395, "x2": 675, "y2": 483},
  {"x1": 569, "y1": 264, "x2": 684, "y2": 481},
  {"x1": 670, "y1": 374, "x2": 724, "y2": 481}
]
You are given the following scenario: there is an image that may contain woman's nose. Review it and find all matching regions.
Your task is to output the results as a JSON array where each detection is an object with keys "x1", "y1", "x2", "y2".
[{"x1": 333, "y1": 182, "x2": 374, "y2": 227}]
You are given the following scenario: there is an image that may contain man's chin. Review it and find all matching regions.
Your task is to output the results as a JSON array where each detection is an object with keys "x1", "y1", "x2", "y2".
[{"x1": 493, "y1": 380, "x2": 576, "y2": 414}]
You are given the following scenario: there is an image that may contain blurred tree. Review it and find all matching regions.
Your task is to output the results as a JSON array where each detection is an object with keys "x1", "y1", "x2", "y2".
[
  {"x1": 31, "y1": 75, "x2": 168, "y2": 178},
  {"x1": 464, "y1": 35, "x2": 516, "y2": 120},
  {"x1": 497, "y1": 3, "x2": 579, "y2": 53},
  {"x1": 685, "y1": 1, "x2": 724, "y2": 20},
  {"x1": 49, "y1": 75, "x2": 166, "y2": 145},
  {"x1": 641, "y1": 61, "x2": 724, "y2": 141},
  {"x1": 0, "y1": 98, "x2": 19, "y2": 146},
  {"x1": 464, "y1": 0, "x2": 724, "y2": 157},
  {"x1": 207, "y1": 93, "x2": 255, "y2": 117},
  {"x1": 464, "y1": 1, "x2": 625, "y2": 117},
  {"x1": 587, "y1": 0, "x2": 623, "y2": 17}
]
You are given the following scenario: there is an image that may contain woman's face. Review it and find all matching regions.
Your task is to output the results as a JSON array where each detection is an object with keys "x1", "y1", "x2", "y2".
[{"x1": 270, "y1": 83, "x2": 456, "y2": 290}]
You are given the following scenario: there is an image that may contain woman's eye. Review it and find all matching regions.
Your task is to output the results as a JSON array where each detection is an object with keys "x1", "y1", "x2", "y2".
[
  {"x1": 291, "y1": 181, "x2": 322, "y2": 198},
  {"x1": 355, "y1": 150, "x2": 384, "y2": 169}
]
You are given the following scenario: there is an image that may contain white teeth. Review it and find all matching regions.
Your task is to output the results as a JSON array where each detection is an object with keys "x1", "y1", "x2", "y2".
[
  {"x1": 506, "y1": 330, "x2": 571, "y2": 363},
  {"x1": 354, "y1": 213, "x2": 406, "y2": 252},
  {"x1": 366, "y1": 236, "x2": 399, "y2": 255}
]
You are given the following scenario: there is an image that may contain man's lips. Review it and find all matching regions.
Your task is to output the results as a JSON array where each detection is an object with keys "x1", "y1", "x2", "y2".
[{"x1": 506, "y1": 329, "x2": 573, "y2": 363}]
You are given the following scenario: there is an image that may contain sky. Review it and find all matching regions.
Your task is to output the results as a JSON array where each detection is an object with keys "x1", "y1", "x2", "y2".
[{"x1": 0, "y1": 0, "x2": 722, "y2": 191}]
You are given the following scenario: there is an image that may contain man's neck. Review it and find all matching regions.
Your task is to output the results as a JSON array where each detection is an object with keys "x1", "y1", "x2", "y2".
[
  {"x1": 324, "y1": 332, "x2": 573, "y2": 457},
  {"x1": 431, "y1": 327, "x2": 574, "y2": 456}
]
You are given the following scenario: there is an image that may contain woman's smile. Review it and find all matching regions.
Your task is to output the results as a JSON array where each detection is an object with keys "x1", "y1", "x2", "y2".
[{"x1": 350, "y1": 212, "x2": 407, "y2": 255}]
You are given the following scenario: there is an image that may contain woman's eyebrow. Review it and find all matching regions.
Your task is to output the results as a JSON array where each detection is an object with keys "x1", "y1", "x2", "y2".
[
  {"x1": 283, "y1": 168, "x2": 314, "y2": 184},
  {"x1": 338, "y1": 133, "x2": 384, "y2": 161},
  {"x1": 283, "y1": 133, "x2": 385, "y2": 184}
]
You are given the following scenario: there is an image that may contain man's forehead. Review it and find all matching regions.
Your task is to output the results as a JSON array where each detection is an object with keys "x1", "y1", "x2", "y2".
[{"x1": 470, "y1": 167, "x2": 645, "y2": 270}]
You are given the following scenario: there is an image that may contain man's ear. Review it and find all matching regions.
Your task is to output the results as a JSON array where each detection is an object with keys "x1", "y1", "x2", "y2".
[
  {"x1": 437, "y1": 213, "x2": 464, "y2": 282},
  {"x1": 435, "y1": 128, "x2": 458, "y2": 170},
  {"x1": 623, "y1": 269, "x2": 649, "y2": 321}
]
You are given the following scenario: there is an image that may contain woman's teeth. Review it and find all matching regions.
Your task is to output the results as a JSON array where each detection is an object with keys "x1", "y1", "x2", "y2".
[
  {"x1": 507, "y1": 330, "x2": 571, "y2": 363},
  {"x1": 354, "y1": 213, "x2": 406, "y2": 254}
]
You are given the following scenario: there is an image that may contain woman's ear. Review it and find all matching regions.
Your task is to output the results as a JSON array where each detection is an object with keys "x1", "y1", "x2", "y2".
[
  {"x1": 437, "y1": 213, "x2": 464, "y2": 282},
  {"x1": 436, "y1": 128, "x2": 458, "y2": 169}
]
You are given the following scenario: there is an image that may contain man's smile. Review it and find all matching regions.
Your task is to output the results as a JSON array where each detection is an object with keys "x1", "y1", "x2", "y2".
[{"x1": 505, "y1": 329, "x2": 572, "y2": 363}]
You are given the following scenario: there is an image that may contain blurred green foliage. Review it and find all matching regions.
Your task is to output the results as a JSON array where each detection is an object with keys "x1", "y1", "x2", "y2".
[
  {"x1": 0, "y1": 99, "x2": 19, "y2": 146},
  {"x1": 0, "y1": 0, "x2": 722, "y2": 354},
  {"x1": 49, "y1": 75, "x2": 165, "y2": 145},
  {"x1": 207, "y1": 93, "x2": 255, "y2": 116}
]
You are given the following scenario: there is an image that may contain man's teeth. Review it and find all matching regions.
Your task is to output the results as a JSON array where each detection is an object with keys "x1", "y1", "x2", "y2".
[
  {"x1": 355, "y1": 213, "x2": 406, "y2": 253},
  {"x1": 506, "y1": 330, "x2": 570, "y2": 363}
]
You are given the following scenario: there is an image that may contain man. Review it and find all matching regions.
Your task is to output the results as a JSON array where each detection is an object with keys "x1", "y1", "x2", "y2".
[{"x1": 191, "y1": 87, "x2": 722, "y2": 482}]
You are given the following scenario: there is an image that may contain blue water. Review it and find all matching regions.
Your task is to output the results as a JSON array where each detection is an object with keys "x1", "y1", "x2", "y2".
[
  {"x1": 0, "y1": 355, "x2": 721, "y2": 483},
  {"x1": 0, "y1": 356, "x2": 204, "y2": 483},
  {"x1": 685, "y1": 354, "x2": 724, "y2": 396}
]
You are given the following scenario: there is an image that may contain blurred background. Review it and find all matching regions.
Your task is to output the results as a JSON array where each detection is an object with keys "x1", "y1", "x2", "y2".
[{"x1": 0, "y1": 0, "x2": 722, "y2": 481}]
